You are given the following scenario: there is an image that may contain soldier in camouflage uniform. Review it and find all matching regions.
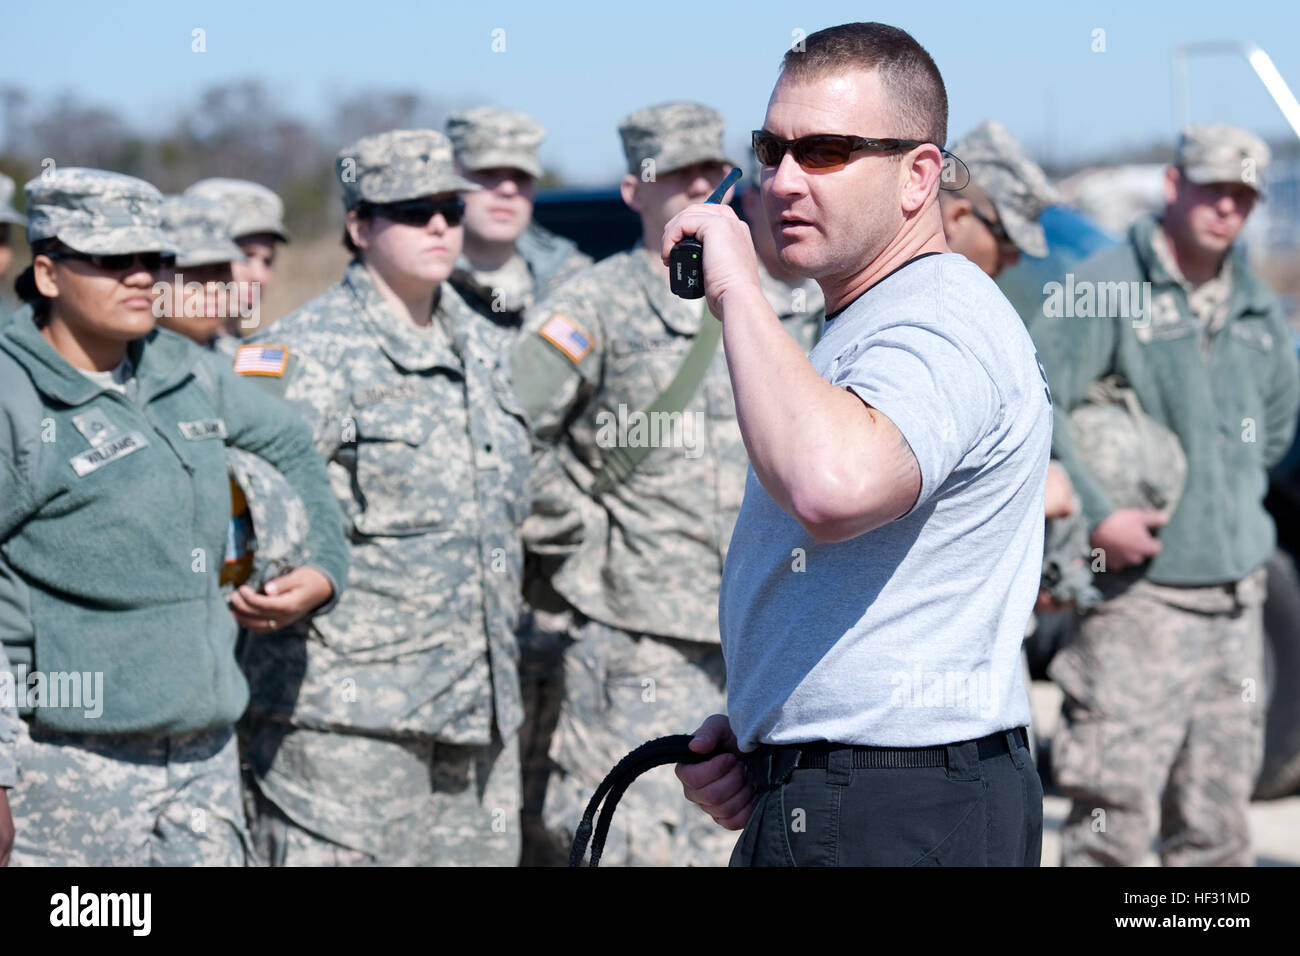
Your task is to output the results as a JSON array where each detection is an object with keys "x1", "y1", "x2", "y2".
[
  {"x1": 183, "y1": 178, "x2": 291, "y2": 342},
  {"x1": 0, "y1": 168, "x2": 347, "y2": 866},
  {"x1": 1032, "y1": 125, "x2": 1300, "y2": 865},
  {"x1": 0, "y1": 173, "x2": 25, "y2": 318},
  {"x1": 445, "y1": 106, "x2": 592, "y2": 349},
  {"x1": 157, "y1": 193, "x2": 314, "y2": 603},
  {"x1": 511, "y1": 102, "x2": 810, "y2": 866},
  {"x1": 157, "y1": 193, "x2": 247, "y2": 354},
  {"x1": 941, "y1": 120, "x2": 1057, "y2": 281},
  {"x1": 238, "y1": 129, "x2": 532, "y2": 866},
  {"x1": 446, "y1": 107, "x2": 594, "y2": 865}
]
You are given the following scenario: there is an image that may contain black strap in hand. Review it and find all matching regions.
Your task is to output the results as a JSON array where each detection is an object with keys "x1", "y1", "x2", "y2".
[{"x1": 569, "y1": 734, "x2": 714, "y2": 867}]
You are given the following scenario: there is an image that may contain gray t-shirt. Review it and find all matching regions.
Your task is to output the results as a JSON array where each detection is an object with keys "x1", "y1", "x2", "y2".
[{"x1": 720, "y1": 253, "x2": 1052, "y2": 751}]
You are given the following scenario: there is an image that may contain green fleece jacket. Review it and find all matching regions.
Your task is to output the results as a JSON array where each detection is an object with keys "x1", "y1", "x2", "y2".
[
  {"x1": 0, "y1": 309, "x2": 349, "y2": 757},
  {"x1": 1030, "y1": 215, "x2": 1300, "y2": 585}
]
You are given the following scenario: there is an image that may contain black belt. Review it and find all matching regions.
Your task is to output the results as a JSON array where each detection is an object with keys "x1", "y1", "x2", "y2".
[
  {"x1": 795, "y1": 726, "x2": 1029, "y2": 769},
  {"x1": 746, "y1": 727, "x2": 1029, "y2": 789}
]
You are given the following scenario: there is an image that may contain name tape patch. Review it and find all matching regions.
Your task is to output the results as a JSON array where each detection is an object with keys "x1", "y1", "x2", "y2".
[
  {"x1": 178, "y1": 418, "x2": 228, "y2": 441},
  {"x1": 538, "y1": 313, "x2": 593, "y2": 365},
  {"x1": 234, "y1": 345, "x2": 290, "y2": 377},
  {"x1": 352, "y1": 381, "x2": 425, "y2": 408},
  {"x1": 69, "y1": 431, "x2": 149, "y2": 477}
]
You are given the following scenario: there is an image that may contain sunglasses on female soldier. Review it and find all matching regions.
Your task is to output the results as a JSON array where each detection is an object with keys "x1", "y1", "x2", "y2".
[
  {"x1": 365, "y1": 196, "x2": 466, "y2": 228},
  {"x1": 751, "y1": 130, "x2": 929, "y2": 172},
  {"x1": 45, "y1": 250, "x2": 177, "y2": 273},
  {"x1": 969, "y1": 205, "x2": 1015, "y2": 247}
]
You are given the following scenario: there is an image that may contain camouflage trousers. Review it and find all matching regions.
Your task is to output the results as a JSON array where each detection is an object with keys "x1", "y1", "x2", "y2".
[
  {"x1": 520, "y1": 612, "x2": 737, "y2": 867},
  {"x1": 1049, "y1": 566, "x2": 1268, "y2": 866},
  {"x1": 7, "y1": 719, "x2": 253, "y2": 866},
  {"x1": 243, "y1": 717, "x2": 520, "y2": 866}
]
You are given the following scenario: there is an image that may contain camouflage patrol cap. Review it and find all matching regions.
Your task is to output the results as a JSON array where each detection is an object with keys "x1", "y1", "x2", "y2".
[
  {"x1": 335, "y1": 129, "x2": 481, "y2": 211},
  {"x1": 1176, "y1": 124, "x2": 1271, "y2": 196},
  {"x1": 1068, "y1": 376, "x2": 1187, "y2": 516},
  {"x1": 160, "y1": 194, "x2": 246, "y2": 268},
  {"x1": 183, "y1": 178, "x2": 291, "y2": 243},
  {"x1": 446, "y1": 106, "x2": 545, "y2": 179},
  {"x1": 225, "y1": 447, "x2": 310, "y2": 592},
  {"x1": 24, "y1": 167, "x2": 172, "y2": 255},
  {"x1": 618, "y1": 101, "x2": 732, "y2": 177},
  {"x1": 0, "y1": 172, "x2": 25, "y2": 226},
  {"x1": 948, "y1": 120, "x2": 1058, "y2": 257}
]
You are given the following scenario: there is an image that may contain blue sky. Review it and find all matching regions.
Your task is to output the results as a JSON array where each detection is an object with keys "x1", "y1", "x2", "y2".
[{"x1": 3, "y1": 0, "x2": 1299, "y2": 184}]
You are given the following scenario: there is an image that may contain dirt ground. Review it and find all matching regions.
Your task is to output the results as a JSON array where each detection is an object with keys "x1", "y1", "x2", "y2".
[{"x1": 1029, "y1": 680, "x2": 1300, "y2": 867}]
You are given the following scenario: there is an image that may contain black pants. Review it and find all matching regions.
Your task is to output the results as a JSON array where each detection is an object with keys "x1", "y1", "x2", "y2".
[{"x1": 730, "y1": 728, "x2": 1043, "y2": 866}]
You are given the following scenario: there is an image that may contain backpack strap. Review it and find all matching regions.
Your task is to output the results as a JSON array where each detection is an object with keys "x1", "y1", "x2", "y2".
[{"x1": 590, "y1": 309, "x2": 722, "y2": 495}]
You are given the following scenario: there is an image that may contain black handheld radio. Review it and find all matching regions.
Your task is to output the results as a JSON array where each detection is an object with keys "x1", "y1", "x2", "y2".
[{"x1": 668, "y1": 167, "x2": 743, "y2": 299}]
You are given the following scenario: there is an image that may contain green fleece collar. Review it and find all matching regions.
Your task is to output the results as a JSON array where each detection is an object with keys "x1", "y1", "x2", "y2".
[
  {"x1": 0, "y1": 306, "x2": 199, "y2": 407},
  {"x1": 1128, "y1": 214, "x2": 1275, "y2": 316}
]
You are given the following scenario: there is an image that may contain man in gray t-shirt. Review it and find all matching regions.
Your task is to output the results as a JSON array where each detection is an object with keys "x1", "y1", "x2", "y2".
[
  {"x1": 662, "y1": 22, "x2": 1051, "y2": 866},
  {"x1": 722, "y1": 251, "x2": 1050, "y2": 753}
]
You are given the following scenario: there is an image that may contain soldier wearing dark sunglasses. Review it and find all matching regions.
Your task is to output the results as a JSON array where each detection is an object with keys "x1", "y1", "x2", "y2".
[
  {"x1": 0, "y1": 167, "x2": 347, "y2": 866},
  {"x1": 239, "y1": 129, "x2": 533, "y2": 867},
  {"x1": 939, "y1": 120, "x2": 1058, "y2": 282},
  {"x1": 666, "y1": 22, "x2": 1050, "y2": 867}
]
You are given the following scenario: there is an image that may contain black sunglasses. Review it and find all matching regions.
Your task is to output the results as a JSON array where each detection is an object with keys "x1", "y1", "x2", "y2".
[
  {"x1": 45, "y1": 250, "x2": 176, "y2": 272},
  {"x1": 969, "y1": 205, "x2": 1014, "y2": 247},
  {"x1": 752, "y1": 130, "x2": 929, "y2": 170},
  {"x1": 366, "y1": 196, "x2": 466, "y2": 228}
]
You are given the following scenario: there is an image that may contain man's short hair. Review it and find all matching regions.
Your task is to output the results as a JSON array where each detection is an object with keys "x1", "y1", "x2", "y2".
[{"x1": 780, "y1": 22, "x2": 948, "y2": 149}]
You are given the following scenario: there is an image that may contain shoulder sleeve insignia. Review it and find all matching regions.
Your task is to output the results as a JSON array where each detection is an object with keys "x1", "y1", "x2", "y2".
[
  {"x1": 537, "y1": 313, "x2": 593, "y2": 365},
  {"x1": 233, "y1": 344, "x2": 290, "y2": 377}
]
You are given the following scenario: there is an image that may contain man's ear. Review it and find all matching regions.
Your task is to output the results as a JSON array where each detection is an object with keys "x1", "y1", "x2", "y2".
[
  {"x1": 620, "y1": 174, "x2": 642, "y2": 214},
  {"x1": 938, "y1": 194, "x2": 969, "y2": 237},
  {"x1": 1163, "y1": 166, "x2": 1181, "y2": 208},
  {"x1": 345, "y1": 210, "x2": 371, "y2": 251},
  {"x1": 901, "y1": 143, "x2": 945, "y2": 214},
  {"x1": 33, "y1": 254, "x2": 60, "y2": 299}
]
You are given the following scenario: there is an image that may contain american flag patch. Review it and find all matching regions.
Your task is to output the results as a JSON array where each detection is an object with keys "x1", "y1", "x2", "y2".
[
  {"x1": 233, "y1": 345, "x2": 290, "y2": 377},
  {"x1": 538, "y1": 313, "x2": 593, "y2": 365}
]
